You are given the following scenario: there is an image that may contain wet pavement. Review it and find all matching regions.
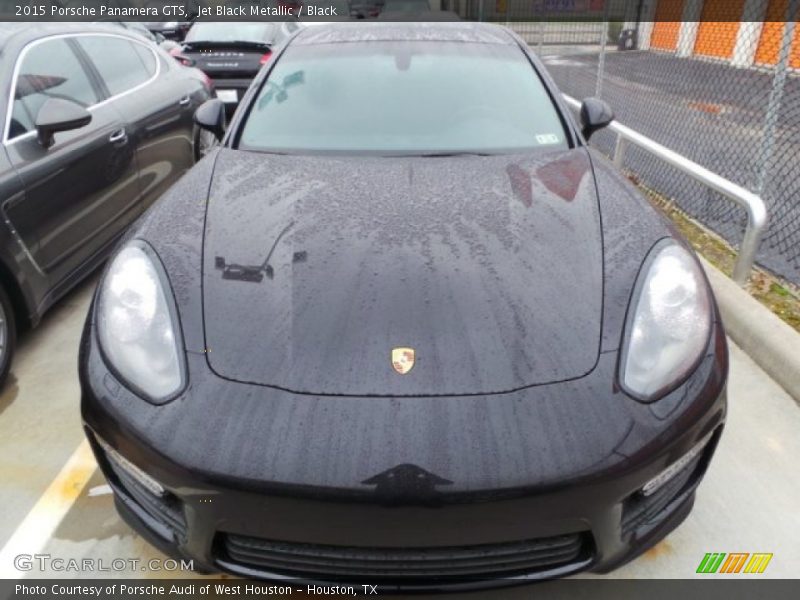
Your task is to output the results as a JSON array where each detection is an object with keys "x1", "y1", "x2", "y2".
[{"x1": 0, "y1": 276, "x2": 798, "y2": 588}]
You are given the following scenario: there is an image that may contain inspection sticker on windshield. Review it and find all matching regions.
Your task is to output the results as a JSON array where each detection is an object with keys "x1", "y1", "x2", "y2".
[{"x1": 536, "y1": 134, "x2": 560, "y2": 145}]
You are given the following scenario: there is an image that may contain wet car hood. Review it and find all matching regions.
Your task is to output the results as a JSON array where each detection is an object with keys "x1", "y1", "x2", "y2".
[{"x1": 202, "y1": 148, "x2": 603, "y2": 396}]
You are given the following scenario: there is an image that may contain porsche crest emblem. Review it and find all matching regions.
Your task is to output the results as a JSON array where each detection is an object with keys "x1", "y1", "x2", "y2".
[{"x1": 391, "y1": 347, "x2": 415, "y2": 375}]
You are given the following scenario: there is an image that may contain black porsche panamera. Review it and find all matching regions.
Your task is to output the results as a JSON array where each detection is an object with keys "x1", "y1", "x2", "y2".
[{"x1": 80, "y1": 23, "x2": 728, "y2": 589}]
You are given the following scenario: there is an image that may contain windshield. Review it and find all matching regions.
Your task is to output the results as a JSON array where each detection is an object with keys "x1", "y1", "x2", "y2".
[
  {"x1": 185, "y1": 22, "x2": 277, "y2": 44},
  {"x1": 238, "y1": 41, "x2": 568, "y2": 155}
]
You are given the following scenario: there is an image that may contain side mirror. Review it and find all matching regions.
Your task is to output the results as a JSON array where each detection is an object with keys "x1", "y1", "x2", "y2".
[
  {"x1": 194, "y1": 99, "x2": 226, "y2": 140},
  {"x1": 579, "y1": 97, "x2": 614, "y2": 141},
  {"x1": 174, "y1": 54, "x2": 196, "y2": 67},
  {"x1": 35, "y1": 98, "x2": 92, "y2": 149}
]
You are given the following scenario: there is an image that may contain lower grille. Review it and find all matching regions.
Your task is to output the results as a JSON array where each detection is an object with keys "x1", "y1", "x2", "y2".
[
  {"x1": 621, "y1": 452, "x2": 703, "y2": 536},
  {"x1": 221, "y1": 532, "x2": 588, "y2": 580},
  {"x1": 105, "y1": 456, "x2": 186, "y2": 538}
]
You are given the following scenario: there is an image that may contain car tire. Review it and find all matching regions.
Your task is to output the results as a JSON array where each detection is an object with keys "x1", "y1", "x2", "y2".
[
  {"x1": 193, "y1": 125, "x2": 216, "y2": 162},
  {"x1": 0, "y1": 285, "x2": 17, "y2": 390}
]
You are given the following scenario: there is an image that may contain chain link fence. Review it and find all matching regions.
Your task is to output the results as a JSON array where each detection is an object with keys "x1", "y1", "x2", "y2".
[{"x1": 451, "y1": 0, "x2": 800, "y2": 285}]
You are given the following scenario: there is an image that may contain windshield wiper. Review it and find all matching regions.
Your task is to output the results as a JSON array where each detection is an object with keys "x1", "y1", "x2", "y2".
[{"x1": 215, "y1": 222, "x2": 295, "y2": 283}]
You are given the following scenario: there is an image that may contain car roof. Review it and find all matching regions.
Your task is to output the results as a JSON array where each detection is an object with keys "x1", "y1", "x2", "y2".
[
  {"x1": 293, "y1": 22, "x2": 515, "y2": 46},
  {"x1": 0, "y1": 22, "x2": 22, "y2": 48},
  {"x1": 0, "y1": 21, "x2": 139, "y2": 50}
]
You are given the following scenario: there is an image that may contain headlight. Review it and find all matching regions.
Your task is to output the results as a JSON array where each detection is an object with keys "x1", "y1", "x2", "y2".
[
  {"x1": 620, "y1": 241, "x2": 711, "y2": 402},
  {"x1": 97, "y1": 242, "x2": 185, "y2": 402}
]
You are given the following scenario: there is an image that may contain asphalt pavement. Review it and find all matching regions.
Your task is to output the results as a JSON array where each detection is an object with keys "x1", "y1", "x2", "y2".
[{"x1": 0, "y1": 276, "x2": 798, "y2": 588}]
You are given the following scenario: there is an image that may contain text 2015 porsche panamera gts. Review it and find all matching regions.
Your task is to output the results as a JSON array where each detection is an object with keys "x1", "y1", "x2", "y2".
[{"x1": 80, "y1": 23, "x2": 728, "y2": 590}]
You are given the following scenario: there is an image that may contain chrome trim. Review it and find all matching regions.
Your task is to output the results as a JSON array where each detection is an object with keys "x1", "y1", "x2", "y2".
[{"x1": 3, "y1": 32, "x2": 162, "y2": 146}]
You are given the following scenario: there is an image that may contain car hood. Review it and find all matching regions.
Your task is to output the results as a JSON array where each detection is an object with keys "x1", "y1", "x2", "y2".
[{"x1": 202, "y1": 148, "x2": 603, "y2": 396}]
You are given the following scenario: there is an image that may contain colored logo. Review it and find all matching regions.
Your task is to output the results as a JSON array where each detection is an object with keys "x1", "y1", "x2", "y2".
[
  {"x1": 696, "y1": 552, "x2": 773, "y2": 574},
  {"x1": 391, "y1": 347, "x2": 415, "y2": 375}
]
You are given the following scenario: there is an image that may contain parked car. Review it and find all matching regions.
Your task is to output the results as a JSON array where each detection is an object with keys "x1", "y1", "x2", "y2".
[
  {"x1": 96, "y1": 20, "x2": 181, "y2": 53},
  {"x1": 0, "y1": 22, "x2": 211, "y2": 387},
  {"x1": 143, "y1": 21, "x2": 193, "y2": 42},
  {"x1": 350, "y1": 0, "x2": 384, "y2": 18},
  {"x1": 81, "y1": 22, "x2": 727, "y2": 587},
  {"x1": 376, "y1": 0, "x2": 458, "y2": 20},
  {"x1": 92, "y1": 20, "x2": 214, "y2": 110},
  {"x1": 177, "y1": 21, "x2": 300, "y2": 115}
]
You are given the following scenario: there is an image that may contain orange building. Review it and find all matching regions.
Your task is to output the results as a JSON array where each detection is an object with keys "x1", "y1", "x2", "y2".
[{"x1": 642, "y1": 0, "x2": 799, "y2": 69}]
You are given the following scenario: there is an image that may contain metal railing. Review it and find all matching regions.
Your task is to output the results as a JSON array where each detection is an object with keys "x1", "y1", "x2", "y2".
[{"x1": 562, "y1": 95, "x2": 769, "y2": 286}]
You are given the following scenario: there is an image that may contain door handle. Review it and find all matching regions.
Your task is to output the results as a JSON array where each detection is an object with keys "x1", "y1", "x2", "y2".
[
  {"x1": 179, "y1": 96, "x2": 191, "y2": 107},
  {"x1": 109, "y1": 128, "x2": 127, "y2": 144}
]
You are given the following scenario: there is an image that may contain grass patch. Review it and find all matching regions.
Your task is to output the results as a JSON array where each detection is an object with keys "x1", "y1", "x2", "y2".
[{"x1": 635, "y1": 182, "x2": 800, "y2": 334}]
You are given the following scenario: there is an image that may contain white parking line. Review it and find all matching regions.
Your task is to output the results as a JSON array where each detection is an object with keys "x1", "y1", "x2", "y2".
[{"x1": 0, "y1": 440, "x2": 96, "y2": 579}]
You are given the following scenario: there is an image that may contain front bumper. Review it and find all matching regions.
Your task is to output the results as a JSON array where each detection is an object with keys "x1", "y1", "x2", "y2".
[{"x1": 80, "y1": 314, "x2": 727, "y2": 590}]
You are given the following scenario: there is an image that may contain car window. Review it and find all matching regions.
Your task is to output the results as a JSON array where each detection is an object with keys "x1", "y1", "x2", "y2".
[
  {"x1": 185, "y1": 22, "x2": 278, "y2": 44},
  {"x1": 9, "y1": 38, "x2": 98, "y2": 140},
  {"x1": 77, "y1": 36, "x2": 154, "y2": 97},
  {"x1": 239, "y1": 41, "x2": 568, "y2": 155},
  {"x1": 132, "y1": 42, "x2": 157, "y2": 77},
  {"x1": 125, "y1": 22, "x2": 157, "y2": 42}
]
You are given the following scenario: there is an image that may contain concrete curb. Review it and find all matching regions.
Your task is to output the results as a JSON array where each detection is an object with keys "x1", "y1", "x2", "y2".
[{"x1": 702, "y1": 258, "x2": 800, "y2": 405}]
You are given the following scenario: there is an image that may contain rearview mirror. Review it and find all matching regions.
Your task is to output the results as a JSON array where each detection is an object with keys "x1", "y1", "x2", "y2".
[
  {"x1": 579, "y1": 97, "x2": 614, "y2": 141},
  {"x1": 35, "y1": 98, "x2": 92, "y2": 149},
  {"x1": 194, "y1": 99, "x2": 226, "y2": 141}
]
